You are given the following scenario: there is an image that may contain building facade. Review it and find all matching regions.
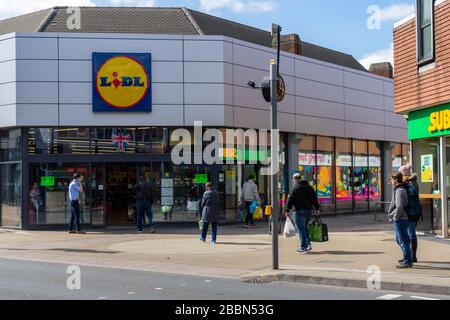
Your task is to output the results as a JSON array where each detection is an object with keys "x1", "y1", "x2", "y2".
[
  {"x1": 394, "y1": 0, "x2": 450, "y2": 238},
  {"x1": 0, "y1": 7, "x2": 408, "y2": 229}
]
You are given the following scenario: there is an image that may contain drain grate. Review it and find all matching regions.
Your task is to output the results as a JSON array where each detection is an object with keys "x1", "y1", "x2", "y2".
[{"x1": 243, "y1": 278, "x2": 274, "y2": 284}]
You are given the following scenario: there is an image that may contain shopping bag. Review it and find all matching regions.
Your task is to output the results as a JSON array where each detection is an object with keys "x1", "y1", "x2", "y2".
[
  {"x1": 283, "y1": 215, "x2": 297, "y2": 238},
  {"x1": 187, "y1": 200, "x2": 200, "y2": 212},
  {"x1": 253, "y1": 207, "x2": 264, "y2": 221},
  {"x1": 264, "y1": 205, "x2": 272, "y2": 216},
  {"x1": 236, "y1": 205, "x2": 246, "y2": 222},
  {"x1": 161, "y1": 206, "x2": 172, "y2": 214},
  {"x1": 249, "y1": 201, "x2": 259, "y2": 214},
  {"x1": 198, "y1": 220, "x2": 204, "y2": 230},
  {"x1": 308, "y1": 216, "x2": 329, "y2": 242}
]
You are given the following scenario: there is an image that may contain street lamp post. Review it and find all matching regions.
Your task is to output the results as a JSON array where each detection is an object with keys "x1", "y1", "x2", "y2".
[
  {"x1": 270, "y1": 59, "x2": 279, "y2": 270},
  {"x1": 270, "y1": 23, "x2": 282, "y2": 270}
]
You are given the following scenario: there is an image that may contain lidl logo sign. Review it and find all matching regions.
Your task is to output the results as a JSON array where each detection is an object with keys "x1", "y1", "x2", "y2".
[{"x1": 93, "y1": 53, "x2": 151, "y2": 112}]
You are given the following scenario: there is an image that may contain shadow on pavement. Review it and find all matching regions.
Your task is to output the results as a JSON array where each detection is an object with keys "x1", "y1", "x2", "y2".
[
  {"x1": 306, "y1": 251, "x2": 385, "y2": 256},
  {"x1": 217, "y1": 242, "x2": 271, "y2": 246}
]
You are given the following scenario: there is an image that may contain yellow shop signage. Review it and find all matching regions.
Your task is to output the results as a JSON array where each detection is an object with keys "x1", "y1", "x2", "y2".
[{"x1": 428, "y1": 109, "x2": 450, "y2": 133}]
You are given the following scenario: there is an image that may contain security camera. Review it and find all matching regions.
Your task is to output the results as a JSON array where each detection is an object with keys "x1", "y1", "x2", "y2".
[{"x1": 247, "y1": 81, "x2": 256, "y2": 89}]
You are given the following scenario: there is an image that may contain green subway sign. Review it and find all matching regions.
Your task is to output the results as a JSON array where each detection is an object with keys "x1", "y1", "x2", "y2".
[{"x1": 409, "y1": 103, "x2": 450, "y2": 140}]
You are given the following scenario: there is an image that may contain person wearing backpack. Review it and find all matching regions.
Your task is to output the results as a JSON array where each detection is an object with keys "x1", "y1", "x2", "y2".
[
  {"x1": 388, "y1": 172, "x2": 413, "y2": 268},
  {"x1": 399, "y1": 165, "x2": 421, "y2": 263}
]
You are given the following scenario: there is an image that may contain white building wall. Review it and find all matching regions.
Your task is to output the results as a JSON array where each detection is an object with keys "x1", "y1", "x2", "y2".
[{"x1": 2, "y1": 32, "x2": 407, "y2": 143}]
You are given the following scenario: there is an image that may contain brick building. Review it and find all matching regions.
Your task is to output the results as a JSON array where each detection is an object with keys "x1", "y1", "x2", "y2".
[{"x1": 394, "y1": 0, "x2": 450, "y2": 238}]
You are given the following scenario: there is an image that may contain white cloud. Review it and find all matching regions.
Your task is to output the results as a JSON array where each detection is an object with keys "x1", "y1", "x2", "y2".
[
  {"x1": 379, "y1": 3, "x2": 415, "y2": 23},
  {"x1": 0, "y1": 0, "x2": 95, "y2": 20},
  {"x1": 200, "y1": 0, "x2": 278, "y2": 13},
  {"x1": 359, "y1": 43, "x2": 394, "y2": 70}
]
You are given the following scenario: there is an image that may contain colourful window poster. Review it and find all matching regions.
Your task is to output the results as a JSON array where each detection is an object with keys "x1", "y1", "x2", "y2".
[
  {"x1": 317, "y1": 166, "x2": 332, "y2": 203},
  {"x1": 336, "y1": 166, "x2": 352, "y2": 201},
  {"x1": 369, "y1": 167, "x2": 381, "y2": 200},
  {"x1": 421, "y1": 155, "x2": 434, "y2": 183}
]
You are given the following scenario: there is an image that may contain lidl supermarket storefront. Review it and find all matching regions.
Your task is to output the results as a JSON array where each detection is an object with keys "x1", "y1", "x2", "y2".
[
  {"x1": 0, "y1": 32, "x2": 408, "y2": 229},
  {"x1": 408, "y1": 104, "x2": 450, "y2": 238}
]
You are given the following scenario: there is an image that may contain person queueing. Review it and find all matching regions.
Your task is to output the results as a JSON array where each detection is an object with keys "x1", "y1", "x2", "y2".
[
  {"x1": 399, "y1": 164, "x2": 420, "y2": 263},
  {"x1": 285, "y1": 173, "x2": 320, "y2": 254},
  {"x1": 136, "y1": 178, "x2": 155, "y2": 234},
  {"x1": 241, "y1": 175, "x2": 260, "y2": 228},
  {"x1": 200, "y1": 182, "x2": 220, "y2": 245},
  {"x1": 388, "y1": 172, "x2": 413, "y2": 268},
  {"x1": 68, "y1": 173, "x2": 86, "y2": 234}
]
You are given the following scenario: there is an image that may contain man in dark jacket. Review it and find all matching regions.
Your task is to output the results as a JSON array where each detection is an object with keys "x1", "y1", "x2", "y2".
[
  {"x1": 136, "y1": 178, "x2": 154, "y2": 233},
  {"x1": 286, "y1": 173, "x2": 320, "y2": 254}
]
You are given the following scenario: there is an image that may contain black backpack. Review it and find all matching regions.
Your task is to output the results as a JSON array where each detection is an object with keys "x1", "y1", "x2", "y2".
[{"x1": 403, "y1": 184, "x2": 422, "y2": 222}]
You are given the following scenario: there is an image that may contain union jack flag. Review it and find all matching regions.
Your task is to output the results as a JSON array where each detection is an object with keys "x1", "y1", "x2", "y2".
[{"x1": 112, "y1": 130, "x2": 131, "y2": 152}]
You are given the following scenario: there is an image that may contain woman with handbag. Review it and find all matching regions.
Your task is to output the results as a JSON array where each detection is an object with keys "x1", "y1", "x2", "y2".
[{"x1": 200, "y1": 182, "x2": 220, "y2": 245}]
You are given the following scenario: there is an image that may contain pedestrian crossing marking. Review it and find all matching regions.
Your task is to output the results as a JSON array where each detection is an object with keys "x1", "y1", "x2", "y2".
[{"x1": 377, "y1": 294, "x2": 402, "y2": 300}]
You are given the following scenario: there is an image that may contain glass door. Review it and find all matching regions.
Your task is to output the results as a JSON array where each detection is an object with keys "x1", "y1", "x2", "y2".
[{"x1": 90, "y1": 164, "x2": 105, "y2": 227}]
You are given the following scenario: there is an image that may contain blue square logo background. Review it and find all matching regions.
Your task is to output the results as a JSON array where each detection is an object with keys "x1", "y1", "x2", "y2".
[{"x1": 92, "y1": 52, "x2": 152, "y2": 112}]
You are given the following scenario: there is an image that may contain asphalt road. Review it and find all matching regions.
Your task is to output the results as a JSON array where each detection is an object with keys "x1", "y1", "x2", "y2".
[{"x1": 0, "y1": 258, "x2": 448, "y2": 301}]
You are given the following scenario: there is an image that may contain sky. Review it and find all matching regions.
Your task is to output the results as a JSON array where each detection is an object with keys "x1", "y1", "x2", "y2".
[{"x1": 0, "y1": 0, "x2": 417, "y2": 69}]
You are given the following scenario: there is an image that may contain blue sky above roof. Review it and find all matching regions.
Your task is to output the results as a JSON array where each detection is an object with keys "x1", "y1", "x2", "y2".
[{"x1": 0, "y1": 0, "x2": 416, "y2": 68}]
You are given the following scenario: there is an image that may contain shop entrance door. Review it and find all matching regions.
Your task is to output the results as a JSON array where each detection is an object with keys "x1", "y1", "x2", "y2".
[{"x1": 105, "y1": 164, "x2": 137, "y2": 225}]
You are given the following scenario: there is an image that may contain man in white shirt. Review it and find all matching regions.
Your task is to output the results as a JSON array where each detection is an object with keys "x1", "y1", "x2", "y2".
[
  {"x1": 68, "y1": 173, "x2": 86, "y2": 234},
  {"x1": 241, "y1": 175, "x2": 260, "y2": 228}
]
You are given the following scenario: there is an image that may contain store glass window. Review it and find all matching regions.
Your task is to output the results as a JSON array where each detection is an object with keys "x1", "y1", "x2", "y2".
[
  {"x1": 413, "y1": 138, "x2": 440, "y2": 233},
  {"x1": 353, "y1": 140, "x2": 369, "y2": 212},
  {"x1": 299, "y1": 136, "x2": 316, "y2": 188},
  {"x1": 402, "y1": 144, "x2": 411, "y2": 165},
  {"x1": 392, "y1": 143, "x2": 403, "y2": 172},
  {"x1": 369, "y1": 141, "x2": 382, "y2": 207},
  {"x1": 316, "y1": 136, "x2": 334, "y2": 213},
  {"x1": 336, "y1": 138, "x2": 352, "y2": 213},
  {"x1": 28, "y1": 164, "x2": 90, "y2": 225},
  {"x1": 0, "y1": 129, "x2": 21, "y2": 161},
  {"x1": 29, "y1": 128, "x2": 90, "y2": 155},
  {"x1": 0, "y1": 164, "x2": 22, "y2": 228},
  {"x1": 92, "y1": 128, "x2": 137, "y2": 154},
  {"x1": 151, "y1": 127, "x2": 170, "y2": 154}
]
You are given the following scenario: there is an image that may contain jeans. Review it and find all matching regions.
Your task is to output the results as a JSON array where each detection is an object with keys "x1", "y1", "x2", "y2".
[
  {"x1": 137, "y1": 200, "x2": 153, "y2": 231},
  {"x1": 201, "y1": 222, "x2": 218, "y2": 242},
  {"x1": 394, "y1": 220, "x2": 412, "y2": 264},
  {"x1": 69, "y1": 200, "x2": 81, "y2": 232},
  {"x1": 407, "y1": 221, "x2": 417, "y2": 241},
  {"x1": 244, "y1": 201, "x2": 255, "y2": 226},
  {"x1": 294, "y1": 210, "x2": 312, "y2": 250}
]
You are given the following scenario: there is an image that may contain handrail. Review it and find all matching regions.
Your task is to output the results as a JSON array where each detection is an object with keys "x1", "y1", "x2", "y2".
[{"x1": 374, "y1": 201, "x2": 390, "y2": 222}]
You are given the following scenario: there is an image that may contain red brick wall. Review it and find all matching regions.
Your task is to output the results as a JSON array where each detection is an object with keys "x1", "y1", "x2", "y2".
[{"x1": 394, "y1": 0, "x2": 450, "y2": 113}]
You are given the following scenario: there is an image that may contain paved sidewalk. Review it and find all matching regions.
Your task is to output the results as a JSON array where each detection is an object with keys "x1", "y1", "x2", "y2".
[{"x1": 0, "y1": 214, "x2": 449, "y2": 295}]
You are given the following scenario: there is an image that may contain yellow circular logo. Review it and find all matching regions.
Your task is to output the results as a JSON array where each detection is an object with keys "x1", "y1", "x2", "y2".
[{"x1": 96, "y1": 56, "x2": 149, "y2": 109}]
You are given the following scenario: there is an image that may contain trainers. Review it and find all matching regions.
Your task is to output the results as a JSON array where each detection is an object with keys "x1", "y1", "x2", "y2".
[
  {"x1": 249, "y1": 224, "x2": 256, "y2": 228},
  {"x1": 137, "y1": 230, "x2": 143, "y2": 233},
  {"x1": 243, "y1": 225, "x2": 249, "y2": 229},
  {"x1": 150, "y1": 228, "x2": 155, "y2": 234},
  {"x1": 297, "y1": 248, "x2": 308, "y2": 254},
  {"x1": 68, "y1": 231, "x2": 76, "y2": 234},
  {"x1": 307, "y1": 244, "x2": 312, "y2": 251},
  {"x1": 211, "y1": 241, "x2": 217, "y2": 245},
  {"x1": 200, "y1": 237, "x2": 206, "y2": 242},
  {"x1": 396, "y1": 261, "x2": 413, "y2": 269},
  {"x1": 77, "y1": 231, "x2": 86, "y2": 234}
]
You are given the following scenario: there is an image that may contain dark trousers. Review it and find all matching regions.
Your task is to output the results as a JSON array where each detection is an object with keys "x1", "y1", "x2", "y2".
[
  {"x1": 69, "y1": 200, "x2": 81, "y2": 232},
  {"x1": 201, "y1": 222, "x2": 218, "y2": 242},
  {"x1": 137, "y1": 200, "x2": 153, "y2": 231},
  {"x1": 244, "y1": 201, "x2": 255, "y2": 226}
]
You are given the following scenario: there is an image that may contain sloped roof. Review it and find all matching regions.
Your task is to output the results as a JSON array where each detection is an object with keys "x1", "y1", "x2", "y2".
[{"x1": 0, "y1": 6, "x2": 367, "y2": 72}]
